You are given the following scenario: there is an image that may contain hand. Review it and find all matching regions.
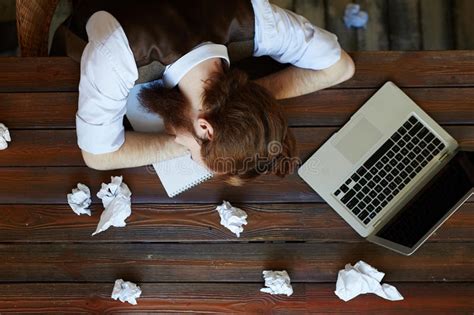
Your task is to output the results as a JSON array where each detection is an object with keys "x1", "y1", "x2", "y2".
[{"x1": 174, "y1": 132, "x2": 206, "y2": 167}]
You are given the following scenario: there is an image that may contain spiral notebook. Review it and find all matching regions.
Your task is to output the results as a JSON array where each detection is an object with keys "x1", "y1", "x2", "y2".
[
  {"x1": 152, "y1": 153, "x2": 213, "y2": 197},
  {"x1": 125, "y1": 83, "x2": 213, "y2": 197}
]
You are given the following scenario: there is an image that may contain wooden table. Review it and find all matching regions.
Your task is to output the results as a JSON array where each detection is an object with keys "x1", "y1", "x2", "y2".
[{"x1": 0, "y1": 51, "x2": 473, "y2": 313}]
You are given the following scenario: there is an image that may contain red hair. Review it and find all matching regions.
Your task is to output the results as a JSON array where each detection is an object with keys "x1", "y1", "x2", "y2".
[
  {"x1": 139, "y1": 69, "x2": 299, "y2": 186},
  {"x1": 200, "y1": 69, "x2": 299, "y2": 185}
]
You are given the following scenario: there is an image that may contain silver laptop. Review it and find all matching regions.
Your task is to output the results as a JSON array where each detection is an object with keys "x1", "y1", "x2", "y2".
[{"x1": 298, "y1": 81, "x2": 474, "y2": 255}]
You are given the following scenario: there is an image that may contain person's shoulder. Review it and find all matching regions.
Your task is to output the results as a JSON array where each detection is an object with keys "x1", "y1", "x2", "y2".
[
  {"x1": 86, "y1": 11, "x2": 122, "y2": 43},
  {"x1": 250, "y1": 0, "x2": 272, "y2": 11},
  {"x1": 82, "y1": 10, "x2": 137, "y2": 93},
  {"x1": 250, "y1": 0, "x2": 274, "y2": 21},
  {"x1": 251, "y1": 0, "x2": 341, "y2": 70}
]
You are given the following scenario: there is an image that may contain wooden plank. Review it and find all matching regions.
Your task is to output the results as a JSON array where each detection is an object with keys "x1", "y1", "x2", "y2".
[
  {"x1": 325, "y1": 0, "x2": 358, "y2": 51},
  {"x1": 2, "y1": 125, "x2": 474, "y2": 168},
  {"x1": 387, "y1": 0, "x2": 421, "y2": 50},
  {"x1": 0, "y1": 92, "x2": 77, "y2": 129},
  {"x1": 0, "y1": 126, "x2": 472, "y2": 204},
  {"x1": 294, "y1": 0, "x2": 326, "y2": 28},
  {"x1": 3, "y1": 87, "x2": 474, "y2": 129},
  {"x1": 0, "y1": 130, "x2": 81, "y2": 166},
  {"x1": 0, "y1": 202, "x2": 471, "y2": 243},
  {"x1": 0, "y1": 283, "x2": 472, "y2": 313},
  {"x1": 0, "y1": 127, "x2": 334, "y2": 167},
  {"x1": 0, "y1": 58, "x2": 79, "y2": 92},
  {"x1": 2, "y1": 53, "x2": 474, "y2": 92},
  {"x1": 0, "y1": 243, "x2": 472, "y2": 282},
  {"x1": 454, "y1": 0, "x2": 474, "y2": 49},
  {"x1": 282, "y1": 88, "x2": 474, "y2": 127},
  {"x1": 0, "y1": 165, "x2": 319, "y2": 204},
  {"x1": 344, "y1": 51, "x2": 474, "y2": 88},
  {"x1": 355, "y1": 0, "x2": 389, "y2": 50},
  {"x1": 420, "y1": 0, "x2": 454, "y2": 50},
  {"x1": 0, "y1": 165, "x2": 318, "y2": 204}
]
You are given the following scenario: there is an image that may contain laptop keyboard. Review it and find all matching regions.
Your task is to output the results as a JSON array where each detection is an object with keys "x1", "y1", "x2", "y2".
[{"x1": 333, "y1": 115, "x2": 446, "y2": 226}]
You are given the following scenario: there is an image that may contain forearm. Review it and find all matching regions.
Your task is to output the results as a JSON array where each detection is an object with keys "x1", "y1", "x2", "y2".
[
  {"x1": 255, "y1": 50, "x2": 355, "y2": 99},
  {"x1": 82, "y1": 131, "x2": 188, "y2": 170}
]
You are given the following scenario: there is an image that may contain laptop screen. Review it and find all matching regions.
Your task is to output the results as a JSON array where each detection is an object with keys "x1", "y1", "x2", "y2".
[{"x1": 375, "y1": 151, "x2": 473, "y2": 248}]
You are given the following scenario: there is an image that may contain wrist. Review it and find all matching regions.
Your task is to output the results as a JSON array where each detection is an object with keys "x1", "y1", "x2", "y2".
[{"x1": 156, "y1": 136, "x2": 189, "y2": 162}]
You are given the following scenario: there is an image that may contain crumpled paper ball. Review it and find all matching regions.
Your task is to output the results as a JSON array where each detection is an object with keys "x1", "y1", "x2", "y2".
[
  {"x1": 67, "y1": 183, "x2": 92, "y2": 216},
  {"x1": 92, "y1": 176, "x2": 132, "y2": 236},
  {"x1": 260, "y1": 270, "x2": 294, "y2": 296},
  {"x1": 111, "y1": 279, "x2": 142, "y2": 305},
  {"x1": 0, "y1": 123, "x2": 11, "y2": 150},
  {"x1": 216, "y1": 201, "x2": 248, "y2": 237},
  {"x1": 335, "y1": 260, "x2": 404, "y2": 301},
  {"x1": 343, "y1": 4, "x2": 369, "y2": 29}
]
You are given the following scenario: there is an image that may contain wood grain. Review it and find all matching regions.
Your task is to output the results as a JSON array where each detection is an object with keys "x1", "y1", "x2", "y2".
[
  {"x1": 420, "y1": 0, "x2": 454, "y2": 50},
  {"x1": 325, "y1": 0, "x2": 358, "y2": 51},
  {"x1": 388, "y1": 0, "x2": 421, "y2": 50},
  {"x1": 0, "y1": 31, "x2": 473, "y2": 315},
  {"x1": 0, "y1": 283, "x2": 472, "y2": 313},
  {"x1": 0, "y1": 130, "x2": 81, "y2": 166},
  {"x1": 282, "y1": 88, "x2": 474, "y2": 127},
  {"x1": 0, "y1": 92, "x2": 77, "y2": 128},
  {"x1": 1, "y1": 126, "x2": 473, "y2": 167},
  {"x1": 0, "y1": 126, "x2": 472, "y2": 204},
  {"x1": 355, "y1": 0, "x2": 389, "y2": 50},
  {"x1": 344, "y1": 51, "x2": 474, "y2": 88},
  {"x1": 0, "y1": 242, "x2": 471, "y2": 282},
  {"x1": 2, "y1": 53, "x2": 474, "y2": 92},
  {"x1": 0, "y1": 57, "x2": 79, "y2": 92},
  {"x1": 0, "y1": 202, "x2": 471, "y2": 243},
  {"x1": 0, "y1": 127, "x2": 334, "y2": 166},
  {"x1": 2, "y1": 87, "x2": 474, "y2": 129},
  {"x1": 454, "y1": 0, "x2": 474, "y2": 49},
  {"x1": 0, "y1": 165, "x2": 318, "y2": 204}
]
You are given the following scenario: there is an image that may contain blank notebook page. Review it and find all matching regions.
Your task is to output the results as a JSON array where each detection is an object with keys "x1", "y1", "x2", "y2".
[
  {"x1": 125, "y1": 83, "x2": 213, "y2": 197},
  {"x1": 153, "y1": 154, "x2": 213, "y2": 197}
]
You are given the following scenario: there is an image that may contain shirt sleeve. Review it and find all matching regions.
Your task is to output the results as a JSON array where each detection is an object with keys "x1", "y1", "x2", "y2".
[
  {"x1": 251, "y1": 0, "x2": 342, "y2": 70},
  {"x1": 76, "y1": 11, "x2": 138, "y2": 154}
]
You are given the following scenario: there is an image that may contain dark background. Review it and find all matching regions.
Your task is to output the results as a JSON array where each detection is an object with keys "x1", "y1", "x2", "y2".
[{"x1": 1, "y1": 0, "x2": 473, "y2": 56}]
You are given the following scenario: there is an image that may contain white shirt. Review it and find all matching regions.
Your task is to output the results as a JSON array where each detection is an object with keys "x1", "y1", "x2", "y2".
[{"x1": 77, "y1": 0, "x2": 341, "y2": 154}]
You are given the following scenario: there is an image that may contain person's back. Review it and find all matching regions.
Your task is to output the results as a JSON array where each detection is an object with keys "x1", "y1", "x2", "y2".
[{"x1": 65, "y1": 0, "x2": 355, "y2": 185}]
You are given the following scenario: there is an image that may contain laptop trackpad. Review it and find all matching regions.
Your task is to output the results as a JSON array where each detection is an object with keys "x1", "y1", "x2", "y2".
[{"x1": 334, "y1": 117, "x2": 383, "y2": 164}]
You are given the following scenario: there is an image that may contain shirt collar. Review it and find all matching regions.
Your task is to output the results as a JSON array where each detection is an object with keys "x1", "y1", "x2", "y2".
[{"x1": 162, "y1": 42, "x2": 230, "y2": 88}]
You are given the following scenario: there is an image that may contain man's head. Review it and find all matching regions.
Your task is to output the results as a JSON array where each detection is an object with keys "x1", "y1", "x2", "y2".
[{"x1": 139, "y1": 68, "x2": 298, "y2": 185}]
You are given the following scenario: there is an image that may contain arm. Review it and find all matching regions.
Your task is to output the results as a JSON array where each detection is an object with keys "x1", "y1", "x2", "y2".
[
  {"x1": 77, "y1": 12, "x2": 187, "y2": 170},
  {"x1": 251, "y1": 0, "x2": 351, "y2": 99},
  {"x1": 82, "y1": 131, "x2": 188, "y2": 170},
  {"x1": 255, "y1": 50, "x2": 355, "y2": 100}
]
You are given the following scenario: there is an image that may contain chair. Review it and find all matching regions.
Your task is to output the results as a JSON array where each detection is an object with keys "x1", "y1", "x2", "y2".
[{"x1": 16, "y1": 0, "x2": 59, "y2": 56}]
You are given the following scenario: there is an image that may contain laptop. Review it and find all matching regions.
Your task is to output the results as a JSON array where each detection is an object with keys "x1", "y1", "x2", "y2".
[{"x1": 298, "y1": 81, "x2": 474, "y2": 255}]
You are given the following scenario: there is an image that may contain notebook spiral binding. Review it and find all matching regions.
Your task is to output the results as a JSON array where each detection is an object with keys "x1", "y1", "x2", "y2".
[{"x1": 169, "y1": 172, "x2": 213, "y2": 197}]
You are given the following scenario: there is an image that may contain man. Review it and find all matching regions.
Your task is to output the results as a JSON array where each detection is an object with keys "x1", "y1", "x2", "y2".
[{"x1": 73, "y1": 0, "x2": 354, "y2": 184}]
